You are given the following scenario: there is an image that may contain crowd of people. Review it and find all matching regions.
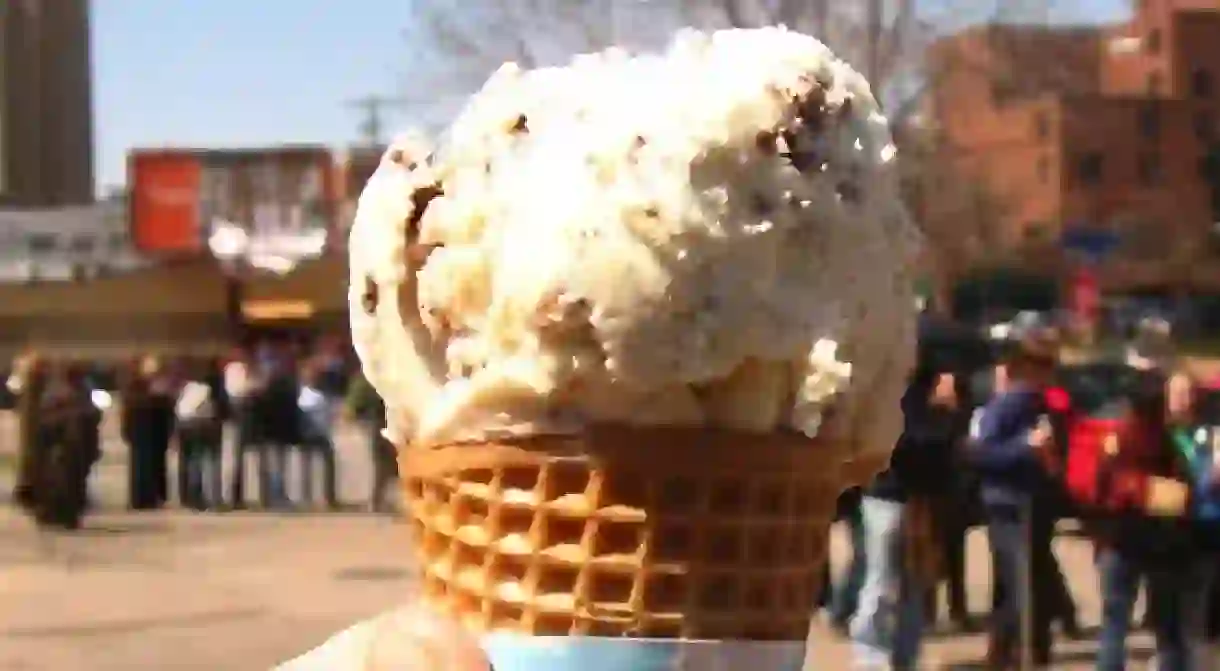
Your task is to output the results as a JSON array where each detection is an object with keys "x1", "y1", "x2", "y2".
[
  {"x1": 7, "y1": 337, "x2": 397, "y2": 529},
  {"x1": 821, "y1": 313, "x2": 1220, "y2": 670},
  {"x1": 11, "y1": 315, "x2": 1220, "y2": 669}
]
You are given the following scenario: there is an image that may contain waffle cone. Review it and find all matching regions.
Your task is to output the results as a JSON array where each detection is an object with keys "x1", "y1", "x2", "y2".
[{"x1": 400, "y1": 425, "x2": 874, "y2": 640}]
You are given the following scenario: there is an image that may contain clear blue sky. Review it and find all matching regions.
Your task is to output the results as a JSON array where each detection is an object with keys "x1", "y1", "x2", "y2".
[{"x1": 91, "y1": 0, "x2": 1129, "y2": 192}]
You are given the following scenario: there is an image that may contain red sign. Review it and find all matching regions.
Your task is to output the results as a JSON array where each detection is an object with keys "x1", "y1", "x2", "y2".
[
  {"x1": 128, "y1": 147, "x2": 338, "y2": 255},
  {"x1": 129, "y1": 152, "x2": 204, "y2": 254}
]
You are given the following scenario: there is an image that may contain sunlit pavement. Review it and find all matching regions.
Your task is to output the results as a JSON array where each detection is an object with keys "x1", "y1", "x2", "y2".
[{"x1": 0, "y1": 418, "x2": 1184, "y2": 669}]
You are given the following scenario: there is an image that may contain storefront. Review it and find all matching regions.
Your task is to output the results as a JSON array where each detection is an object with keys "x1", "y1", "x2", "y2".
[{"x1": 0, "y1": 255, "x2": 350, "y2": 361}]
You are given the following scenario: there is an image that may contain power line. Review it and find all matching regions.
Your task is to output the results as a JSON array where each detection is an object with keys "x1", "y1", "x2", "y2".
[{"x1": 346, "y1": 95, "x2": 408, "y2": 147}]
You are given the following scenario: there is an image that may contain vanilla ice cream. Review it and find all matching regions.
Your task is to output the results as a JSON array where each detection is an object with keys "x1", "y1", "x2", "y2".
[{"x1": 349, "y1": 27, "x2": 919, "y2": 448}]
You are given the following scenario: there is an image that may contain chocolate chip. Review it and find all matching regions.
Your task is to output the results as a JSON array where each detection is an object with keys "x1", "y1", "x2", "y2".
[
  {"x1": 751, "y1": 192, "x2": 773, "y2": 214},
  {"x1": 407, "y1": 183, "x2": 444, "y2": 236},
  {"x1": 837, "y1": 181, "x2": 861, "y2": 203},
  {"x1": 644, "y1": 206, "x2": 660, "y2": 218},
  {"x1": 511, "y1": 114, "x2": 529, "y2": 133},
  {"x1": 634, "y1": 135, "x2": 647, "y2": 148},
  {"x1": 387, "y1": 148, "x2": 404, "y2": 164},
  {"x1": 361, "y1": 276, "x2": 379, "y2": 315},
  {"x1": 781, "y1": 130, "x2": 823, "y2": 173},
  {"x1": 755, "y1": 130, "x2": 778, "y2": 154}
]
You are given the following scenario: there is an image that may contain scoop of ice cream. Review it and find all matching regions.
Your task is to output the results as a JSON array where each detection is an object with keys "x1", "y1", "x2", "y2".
[{"x1": 349, "y1": 26, "x2": 919, "y2": 449}]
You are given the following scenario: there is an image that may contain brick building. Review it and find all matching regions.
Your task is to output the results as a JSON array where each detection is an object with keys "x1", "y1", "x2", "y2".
[{"x1": 930, "y1": 0, "x2": 1220, "y2": 291}]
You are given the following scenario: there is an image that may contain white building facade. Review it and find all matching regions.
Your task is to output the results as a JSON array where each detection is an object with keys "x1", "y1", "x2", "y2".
[{"x1": 0, "y1": 199, "x2": 147, "y2": 281}]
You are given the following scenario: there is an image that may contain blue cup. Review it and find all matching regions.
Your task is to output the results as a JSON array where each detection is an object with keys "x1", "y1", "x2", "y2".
[{"x1": 481, "y1": 634, "x2": 806, "y2": 671}]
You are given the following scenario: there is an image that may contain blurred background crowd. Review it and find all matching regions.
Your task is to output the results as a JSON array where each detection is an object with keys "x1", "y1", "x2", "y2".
[{"x1": 5, "y1": 336, "x2": 397, "y2": 530}]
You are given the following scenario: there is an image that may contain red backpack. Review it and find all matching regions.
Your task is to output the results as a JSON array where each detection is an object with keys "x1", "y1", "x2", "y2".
[{"x1": 1064, "y1": 415, "x2": 1127, "y2": 512}]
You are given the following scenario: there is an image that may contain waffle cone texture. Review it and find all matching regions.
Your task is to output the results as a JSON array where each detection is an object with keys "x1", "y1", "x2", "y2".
[{"x1": 401, "y1": 426, "x2": 884, "y2": 640}]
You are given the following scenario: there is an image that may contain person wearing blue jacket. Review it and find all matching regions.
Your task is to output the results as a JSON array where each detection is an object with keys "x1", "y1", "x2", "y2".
[{"x1": 972, "y1": 326, "x2": 1061, "y2": 669}]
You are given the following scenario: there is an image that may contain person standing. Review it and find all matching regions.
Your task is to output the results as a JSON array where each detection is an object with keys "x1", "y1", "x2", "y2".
[
  {"x1": 972, "y1": 327, "x2": 1062, "y2": 669},
  {"x1": 174, "y1": 358, "x2": 225, "y2": 510},
  {"x1": 31, "y1": 360, "x2": 97, "y2": 530},
  {"x1": 826, "y1": 487, "x2": 865, "y2": 633},
  {"x1": 258, "y1": 345, "x2": 300, "y2": 509},
  {"x1": 850, "y1": 365, "x2": 960, "y2": 670},
  {"x1": 1090, "y1": 371, "x2": 1212, "y2": 671},
  {"x1": 122, "y1": 356, "x2": 166, "y2": 510},
  {"x1": 224, "y1": 348, "x2": 263, "y2": 509},
  {"x1": 10, "y1": 352, "x2": 44, "y2": 512},
  {"x1": 297, "y1": 358, "x2": 339, "y2": 509},
  {"x1": 346, "y1": 373, "x2": 395, "y2": 513}
]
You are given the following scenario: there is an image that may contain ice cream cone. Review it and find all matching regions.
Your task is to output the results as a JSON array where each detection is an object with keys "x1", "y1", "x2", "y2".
[{"x1": 400, "y1": 425, "x2": 866, "y2": 641}]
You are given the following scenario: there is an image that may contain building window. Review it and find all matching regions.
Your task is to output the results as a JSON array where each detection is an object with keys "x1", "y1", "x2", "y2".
[
  {"x1": 109, "y1": 232, "x2": 127, "y2": 249},
  {"x1": 1138, "y1": 153, "x2": 1163, "y2": 185},
  {"x1": 1147, "y1": 72, "x2": 1163, "y2": 96},
  {"x1": 69, "y1": 235, "x2": 94, "y2": 254},
  {"x1": 1037, "y1": 156, "x2": 1050, "y2": 183},
  {"x1": 1147, "y1": 29, "x2": 1161, "y2": 54},
  {"x1": 1190, "y1": 68, "x2": 1210, "y2": 99},
  {"x1": 1076, "y1": 153, "x2": 1104, "y2": 184},
  {"x1": 1034, "y1": 112, "x2": 1049, "y2": 139},
  {"x1": 1138, "y1": 103, "x2": 1161, "y2": 139},
  {"x1": 1196, "y1": 112, "x2": 1215, "y2": 142},
  {"x1": 25, "y1": 233, "x2": 57, "y2": 253},
  {"x1": 1023, "y1": 222, "x2": 1048, "y2": 242}
]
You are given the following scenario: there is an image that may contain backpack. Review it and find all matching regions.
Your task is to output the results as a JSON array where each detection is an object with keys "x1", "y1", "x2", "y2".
[
  {"x1": 1063, "y1": 368, "x2": 1165, "y2": 514},
  {"x1": 1064, "y1": 415, "x2": 1124, "y2": 513}
]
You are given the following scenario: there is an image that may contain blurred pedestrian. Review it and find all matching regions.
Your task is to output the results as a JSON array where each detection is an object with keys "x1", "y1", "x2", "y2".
[
  {"x1": 1089, "y1": 371, "x2": 1206, "y2": 671},
  {"x1": 297, "y1": 357, "x2": 339, "y2": 509},
  {"x1": 346, "y1": 373, "x2": 395, "y2": 513},
  {"x1": 174, "y1": 357, "x2": 226, "y2": 510},
  {"x1": 10, "y1": 351, "x2": 44, "y2": 511},
  {"x1": 825, "y1": 487, "x2": 864, "y2": 633},
  {"x1": 849, "y1": 364, "x2": 959, "y2": 670},
  {"x1": 224, "y1": 347, "x2": 264, "y2": 509},
  {"x1": 122, "y1": 355, "x2": 176, "y2": 510},
  {"x1": 257, "y1": 344, "x2": 300, "y2": 509},
  {"x1": 971, "y1": 325, "x2": 1062, "y2": 668},
  {"x1": 30, "y1": 360, "x2": 97, "y2": 530},
  {"x1": 929, "y1": 371, "x2": 977, "y2": 632}
]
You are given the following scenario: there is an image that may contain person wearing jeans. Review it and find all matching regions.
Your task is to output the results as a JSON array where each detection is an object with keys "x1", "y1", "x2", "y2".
[
  {"x1": 828, "y1": 493, "x2": 865, "y2": 631},
  {"x1": 224, "y1": 351, "x2": 263, "y2": 508},
  {"x1": 297, "y1": 361, "x2": 339, "y2": 509},
  {"x1": 851, "y1": 497, "x2": 926, "y2": 669},
  {"x1": 1095, "y1": 546, "x2": 1212, "y2": 671},
  {"x1": 851, "y1": 365, "x2": 960, "y2": 669},
  {"x1": 1092, "y1": 370, "x2": 1217, "y2": 670},
  {"x1": 175, "y1": 366, "x2": 224, "y2": 510},
  {"x1": 971, "y1": 327, "x2": 1061, "y2": 669}
]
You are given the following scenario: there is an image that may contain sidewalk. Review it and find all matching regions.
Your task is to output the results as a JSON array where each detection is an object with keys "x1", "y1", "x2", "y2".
[
  {"x1": 0, "y1": 508, "x2": 414, "y2": 671},
  {"x1": 1, "y1": 501, "x2": 1163, "y2": 671}
]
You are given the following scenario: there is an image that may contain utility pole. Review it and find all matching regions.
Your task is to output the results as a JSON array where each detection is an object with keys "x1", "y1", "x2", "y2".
[{"x1": 346, "y1": 94, "x2": 408, "y2": 148}]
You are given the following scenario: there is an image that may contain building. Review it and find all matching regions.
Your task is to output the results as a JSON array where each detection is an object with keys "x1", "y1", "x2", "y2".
[
  {"x1": 0, "y1": 0, "x2": 95, "y2": 208},
  {"x1": 0, "y1": 198, "x2": 145, "y2": 282},
  {"x1": 929, "y1": 0, "x2": 1220, "y2": 291}
]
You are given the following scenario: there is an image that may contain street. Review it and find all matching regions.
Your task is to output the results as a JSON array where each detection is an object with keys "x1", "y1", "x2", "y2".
[{"x1": 0, "y1": 416, "x2": 1165, "y2": 670}]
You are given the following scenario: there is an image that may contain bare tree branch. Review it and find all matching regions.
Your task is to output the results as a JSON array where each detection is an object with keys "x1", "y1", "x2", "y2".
[{"x1": 400, "y1": 0, "x2": 1095, "y2": 295}]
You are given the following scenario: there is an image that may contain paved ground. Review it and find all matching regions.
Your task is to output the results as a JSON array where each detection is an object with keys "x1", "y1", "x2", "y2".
[{"x1": 0, "y1": 413, "x2": 1172, "y2": 670}]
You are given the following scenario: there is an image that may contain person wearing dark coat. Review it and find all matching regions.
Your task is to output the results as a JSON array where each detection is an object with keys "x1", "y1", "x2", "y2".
[
  {"x1": 30, "y1": 361, "x2": 98, "y2": 530},
  {"x1": 257, "y1": 354, "x2": 300, "y2": 509},
  {"x1": 849, "y1": 363, "x2": 961, "y2": 670},
  {"x1": 122, "y1": 356, "x2": 176, "y2": 510}
]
